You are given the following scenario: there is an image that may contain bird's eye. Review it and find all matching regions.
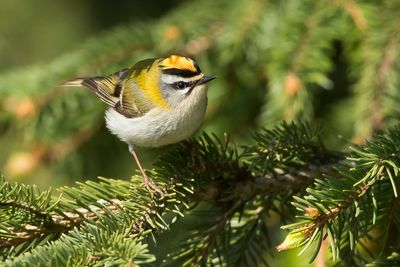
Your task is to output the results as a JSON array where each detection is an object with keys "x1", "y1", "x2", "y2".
[{"x1": 176, "y1": 81, "x2": 186, "y2": 90}]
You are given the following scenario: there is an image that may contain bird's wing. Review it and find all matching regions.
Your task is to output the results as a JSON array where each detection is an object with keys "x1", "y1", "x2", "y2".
[{"x1": 62, "y1": 68, "x2": 144, "y2": 118}]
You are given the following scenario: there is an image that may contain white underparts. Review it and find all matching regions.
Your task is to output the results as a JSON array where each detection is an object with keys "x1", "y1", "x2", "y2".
[{"x1": 105, "y1": 85, "x2": 208, "y2": 147}]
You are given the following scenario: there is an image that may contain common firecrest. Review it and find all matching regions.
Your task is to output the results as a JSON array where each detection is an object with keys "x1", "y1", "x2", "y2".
[{"x1": 63, "y1": 55, "x2": 215, "y2": 195}]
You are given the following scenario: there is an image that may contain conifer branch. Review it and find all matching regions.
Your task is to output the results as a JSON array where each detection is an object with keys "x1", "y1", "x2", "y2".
[
  {"x1": 3, "y1": 122, "x2": 400, "y2": 265},
  {"x1": 162, "y1": 124, "x2": 339, "y2": 266},
  {"x1": 1, "y1": 123, "x2": 329, "y2": 265},
  {"x1": 279, "y1": 125, "x2": 400, "y2": 263}
]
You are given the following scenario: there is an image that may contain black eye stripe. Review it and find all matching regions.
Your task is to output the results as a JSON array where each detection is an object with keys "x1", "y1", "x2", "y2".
[{"x1": 162, "y1": 68, "x2": 201, "y2": 78}]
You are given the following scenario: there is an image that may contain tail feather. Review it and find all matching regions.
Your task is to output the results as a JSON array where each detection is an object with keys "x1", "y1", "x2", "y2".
[
  {"x1": 61, "y1": 78, "x2": 85, "y2": 88},
  {"x1": 61, "y1": 76, "x2": 119, "y2": 107},
  {"x1": 61, "y1": 77, "x2": 101, "y2": 95}
]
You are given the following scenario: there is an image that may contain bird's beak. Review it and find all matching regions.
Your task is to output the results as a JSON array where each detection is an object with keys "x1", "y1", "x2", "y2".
[{"x1": 197, "y1": 75, "x2": 216, "y2": 85}]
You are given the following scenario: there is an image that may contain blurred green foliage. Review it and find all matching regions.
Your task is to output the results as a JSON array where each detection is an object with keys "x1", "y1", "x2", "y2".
[{"x1": 0, "y1": 0, "x2": 180, "y2": 70}]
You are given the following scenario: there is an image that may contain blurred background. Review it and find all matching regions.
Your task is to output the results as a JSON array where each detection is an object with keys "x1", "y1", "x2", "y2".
[
  {"x1": 0, "y1": 0, "x2": 183, "y2": 187},
  {"x1": 0, "y1": 0, "x2": 399, "y2": 265}
]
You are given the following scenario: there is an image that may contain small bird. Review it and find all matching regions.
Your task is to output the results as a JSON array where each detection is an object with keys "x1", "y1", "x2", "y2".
[{"x1": 63, "y1": 55, "x2": 215, "y2": 195}]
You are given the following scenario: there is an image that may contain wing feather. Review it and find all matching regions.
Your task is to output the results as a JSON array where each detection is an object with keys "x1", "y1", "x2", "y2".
[{"x1": 62, "y1": 68, "x2": 143, "y2": 118}]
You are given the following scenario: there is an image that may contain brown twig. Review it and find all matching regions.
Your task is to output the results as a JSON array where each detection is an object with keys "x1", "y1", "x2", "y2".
[
  {"x1": 315, "y1": 238, "x2": 329, "y2": 267},
  {"x1": 338, "y1": 0, "x2": 367, "y2": 31}
]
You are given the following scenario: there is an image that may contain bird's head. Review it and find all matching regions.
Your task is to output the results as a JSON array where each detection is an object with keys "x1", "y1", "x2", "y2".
[
  {"x1": 158, "y1": 55, "x2": 215, "y2": 106},
  {"x1": 132, "y1": 55, "x2": 215, "y2": 109}
]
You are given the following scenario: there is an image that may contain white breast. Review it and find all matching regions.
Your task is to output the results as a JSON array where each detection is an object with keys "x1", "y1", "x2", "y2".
[{"x1": 104, "y1": 86, "x2": 208, "y2": 147}]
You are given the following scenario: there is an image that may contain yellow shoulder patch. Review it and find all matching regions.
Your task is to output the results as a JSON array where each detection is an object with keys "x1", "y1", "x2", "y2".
[
  {"x1": 160, "y1": 55, "x2": 197, "y2": 72},
  {"x1": 134, "y1": 60, "x2": 170, "y2": 110}
]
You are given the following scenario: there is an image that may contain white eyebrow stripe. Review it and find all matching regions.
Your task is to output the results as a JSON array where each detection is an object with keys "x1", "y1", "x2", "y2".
[
  {"x1": 162, "y1": 75, "x2": 185, "y2": 84},
  {"x1": 161, "y1": 74, "x2": 204, "y2": 84}
]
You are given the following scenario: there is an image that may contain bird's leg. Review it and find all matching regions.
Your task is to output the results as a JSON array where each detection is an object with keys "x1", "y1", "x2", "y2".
[{"x1": 129, "y1": 145, "x2": 164, "y2": 196}]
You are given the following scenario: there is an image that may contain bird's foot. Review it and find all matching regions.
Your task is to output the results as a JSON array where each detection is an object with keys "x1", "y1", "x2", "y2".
[{"x1": 141, "y1": 173, "x2": 164, "y2": 197}]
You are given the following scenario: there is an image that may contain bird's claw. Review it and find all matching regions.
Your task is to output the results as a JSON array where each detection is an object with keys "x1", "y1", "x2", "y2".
[{"x1": 142, "y1": 174, "x2": 164, "y2": 197}]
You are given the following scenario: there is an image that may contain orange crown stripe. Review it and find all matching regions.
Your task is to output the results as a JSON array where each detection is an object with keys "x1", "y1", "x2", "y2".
[{"x1": 160, "y1": 55, "x2": 197, "y2": 72}]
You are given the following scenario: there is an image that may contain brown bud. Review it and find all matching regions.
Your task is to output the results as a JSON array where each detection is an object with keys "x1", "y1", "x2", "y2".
[
  {"x1": 284, "y1": 71, "x2": 302, "y2": 96},
  {"x1": 304, "y1": 207, "x2": 320, "y2": 218},
  {"x1": 5, "y1": 152, "x2": 39, "y2": 177},
  {"x1": 4, "y1": 145, "x2": 47, "y2": 177},
  {"x1": 186, "y1": 36, "x2": 211, "y2": 55},
  {"x1": 164, "y1": 25, "x2": 181, "y2": 40},
  {"x1": 352, "y1": 136, "x2": 366, "y2": 146},
  {"x1": 3, "y1": 97, "x2": 37, "y2": 119}
]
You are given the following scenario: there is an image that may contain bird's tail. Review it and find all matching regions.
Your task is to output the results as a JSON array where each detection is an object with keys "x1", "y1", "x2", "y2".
[
  {"x1": 60, "y1": 78, "x2": 86, "y2": 88},
  {"x1": 60, "y1": 77, "x2": 103, "y2": 94},
  {"x1": 60, "y1": 68, "x2": 130, "y2": 111},
  {"x1": 60, "y1": 67, "x2": 129, "y2": 94},
  {"x1": 60, "y1": 75, "x2": 121, "y2": 107}
]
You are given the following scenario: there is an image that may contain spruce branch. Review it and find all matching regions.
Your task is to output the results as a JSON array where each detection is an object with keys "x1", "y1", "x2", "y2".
[
  {"x1": 279, "y1": 125, "x2": 400, "y2": 263},
  {"x1": 0, "y1": 174, "x2": 193, "y2": 261},
  {"x1": 5, "y1": 223, "x2": 155, "y2": 266},
  {"x1": 0, "y1": 179, "x2": 68, "y2": 258},
  {"x1": 0, "y1": 124, "x2": 329, "y2": 265},
  {"x1": 161, "y1": 124, "x2": 338, "y2": 266},
  {"x1": 4, "y1": 122, "x2": 392, "y2": 266}
]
